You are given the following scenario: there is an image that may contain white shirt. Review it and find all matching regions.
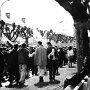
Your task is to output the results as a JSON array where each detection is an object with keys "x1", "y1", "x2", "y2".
[
  {"x1": 48, "y1": 48, "x2": 55, "y2": 60},
  {"x1": 67, "y1": 49, "x2": 74, "y2": 57}
]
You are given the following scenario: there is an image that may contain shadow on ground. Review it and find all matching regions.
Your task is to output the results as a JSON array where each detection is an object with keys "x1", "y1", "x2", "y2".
[
  {"x1": 5, "y1": 84, "x2": 28, "y2": 89},
  {"x1": 34, "y1": 80, "x2": 60, "y2": 88}
]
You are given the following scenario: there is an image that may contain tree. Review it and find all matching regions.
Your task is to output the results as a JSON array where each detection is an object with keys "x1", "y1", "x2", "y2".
[
  {"x1": 3, "y1": 23, "x2": 33, "y2": 45},
  {"x1": 55, "y1": 0, "x2": 90, "y2": 72},
  {"x1": 20, "y1": 26, "x2": 33, "y2": 45}
]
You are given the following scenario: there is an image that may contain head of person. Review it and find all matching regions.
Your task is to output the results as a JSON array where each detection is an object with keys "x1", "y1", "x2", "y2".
[
  {"x1": 68, "y1": 46, "x2": 72, "y2": 50},
  {"x1": 47, "y1": 42, "x2": 52, "y2": 47},
  {"x1": 14, "y1": 44, "x2": 18, "y2": 50},
  {"x1": 37, "y1": 41, "x2": 42, "y2": 46},
  {"x1": 21, "y1": 43, "x2": 27, "y2": 49}
]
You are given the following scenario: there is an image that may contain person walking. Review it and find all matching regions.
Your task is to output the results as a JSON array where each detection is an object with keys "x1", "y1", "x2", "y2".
[
  {"x1": 18, "y1": 43, "x2": 29, "y2": 87},
  {"x1": 47, "y1": 42, "x2": 57, "y2": 82},
  {"x1": 34, "y1": 41, "x2": 47, "y2": 82}
]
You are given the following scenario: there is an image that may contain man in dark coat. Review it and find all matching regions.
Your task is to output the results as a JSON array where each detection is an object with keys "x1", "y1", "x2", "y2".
[
  {"x1": 18, "y1": 43, "x2": 29, "y2": 87},
  {"x1": 8, "y1": 44, "x2": 20, "y2": 87},
  {"x1": 47, "y1": 42, "x2": 57, "y2": 82}
]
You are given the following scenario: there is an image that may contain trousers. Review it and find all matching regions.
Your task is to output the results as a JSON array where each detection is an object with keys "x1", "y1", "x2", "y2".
[
  {"x1": 38, "y1": 66, "x2": 46, "y2": 76},
  {"x1": 19, "y1": 64, "x2": 27, "y2": 83}
]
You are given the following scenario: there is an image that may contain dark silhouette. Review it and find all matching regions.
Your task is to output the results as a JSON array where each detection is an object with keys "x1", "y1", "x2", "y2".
[
  {"x1": 7, "y1": 44, "x2": 20, "y2": 87},
  {"x1": 47, "y1": 42, "x2": 58, "y2": 82},
  {"x1": 64, "y1": 56, "x2": 90, "y2": 88},
  {"x1": 0, "y1": 48, "x2": 4, "y2": 87}
]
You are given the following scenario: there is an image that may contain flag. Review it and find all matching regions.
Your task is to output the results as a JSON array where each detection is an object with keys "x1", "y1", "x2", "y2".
[
  {"x1": 5, "y1": 13, "x2": 10, "y2": 19},
  {"x1": 21, "y1": 18, "x2": 25, "y2": 23}
]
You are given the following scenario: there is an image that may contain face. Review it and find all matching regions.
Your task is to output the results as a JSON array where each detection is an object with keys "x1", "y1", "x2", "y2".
[{"x1": 47, "y1": 44, "x2": 51, "y2": 47}]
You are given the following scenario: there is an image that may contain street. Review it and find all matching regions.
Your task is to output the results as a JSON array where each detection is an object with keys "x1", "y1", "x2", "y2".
[{"x1": 0, "y1": 64, "x2": 77, "y2": 90}]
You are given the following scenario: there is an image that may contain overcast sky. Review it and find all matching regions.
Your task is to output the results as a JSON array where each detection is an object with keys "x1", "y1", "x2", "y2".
[{"x1": 0, "y1": 0, "x2": 74, "y2": 36}]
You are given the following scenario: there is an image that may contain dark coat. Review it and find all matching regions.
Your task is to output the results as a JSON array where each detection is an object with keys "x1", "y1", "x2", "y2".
[
  {"x1": 18, "y1": 48, "x2": 29, "y2": 64},
  {"x1": 8, "y1": 49, "x2": 19, "y2": 68}
]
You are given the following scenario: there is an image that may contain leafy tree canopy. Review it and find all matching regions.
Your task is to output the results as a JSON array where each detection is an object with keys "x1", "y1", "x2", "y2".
[{"x1": 55, "y1": 0, "x2": 90, "y2": 22}]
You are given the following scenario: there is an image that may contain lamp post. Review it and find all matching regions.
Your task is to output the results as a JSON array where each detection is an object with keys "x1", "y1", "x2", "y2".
[{"x1": 0, "y1": 0, "x2": 10, "y2": 47}]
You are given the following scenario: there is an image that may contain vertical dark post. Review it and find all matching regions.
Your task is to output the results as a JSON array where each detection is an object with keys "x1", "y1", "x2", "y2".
[{"x1": 75, "y1": 22, "x2": 89, "y2": 72}]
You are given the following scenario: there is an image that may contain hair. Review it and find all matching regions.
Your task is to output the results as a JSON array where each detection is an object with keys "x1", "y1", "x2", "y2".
[
  {"x1": 68, "y1": 46, "x2": 72, "y2": 50},
  {"x1": 0, "y1": 48, "x2": 2, "y2": 52},
  {"x1": 14, "y1": 44, "x2": 18, "y2": 50},
  {"x1": 38, "y1": 41, "x2": 42, "y2": 45},
  {"x1": 47, "y1": 42, "x2": 51, "y2": 46},
  {"x1": 21, "y1": 43, "x2": 27, "y2": 48}
]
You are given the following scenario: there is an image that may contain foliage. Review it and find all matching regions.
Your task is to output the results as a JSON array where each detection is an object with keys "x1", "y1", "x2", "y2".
[
  {"x1": 2, "y1": 22, "x2": 33, "y2": 42},
  {"x1": 55, "y1": 0, "x2": 90, "y2": 22}
]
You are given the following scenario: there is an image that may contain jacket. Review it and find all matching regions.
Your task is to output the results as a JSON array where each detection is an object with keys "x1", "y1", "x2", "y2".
[{"x1": 34, "y1": 45, "x2": 47, "y2": 67}]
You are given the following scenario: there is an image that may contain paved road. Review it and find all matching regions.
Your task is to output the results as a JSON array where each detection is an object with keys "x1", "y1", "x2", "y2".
[{"x1": 0, "y1": 64, "x2": 77, "y2": 90}]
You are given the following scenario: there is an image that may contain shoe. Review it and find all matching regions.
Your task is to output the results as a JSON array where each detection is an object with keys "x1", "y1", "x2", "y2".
[
  {"x1": 49, "y1": 79, "x2": 53, "y2": 84},
  {"x1": 18, "y1": 82, "x2": 24, "y2": 88},
  {"x1": 18, "y1": 82, "x2": 27, "y2": 88},
  {"x1": 56, "y1": 72, "x2": 60, "y2": 76},
  {"x1": 6, "y1": 84, "x2": 13, "y2": 88},
  {"x1": 15, "y1": 81, "x2": 19, "y2": 86},
  {"x1": 35, "y1": 74, "x2": 38, "y2": 76}
]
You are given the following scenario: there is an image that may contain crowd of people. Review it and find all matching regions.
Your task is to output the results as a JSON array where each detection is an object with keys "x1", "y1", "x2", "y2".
[{"x1": 0, "y1": 41, "x2": 76, "y2": 88}]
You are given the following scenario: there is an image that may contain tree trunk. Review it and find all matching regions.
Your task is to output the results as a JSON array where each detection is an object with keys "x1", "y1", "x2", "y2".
[
  {"x1": 74, "y1": 22, "x2": 89, "y2": 72},
  {"x1": 25, "y1": 37, "x2": 28, "y2": 46}
]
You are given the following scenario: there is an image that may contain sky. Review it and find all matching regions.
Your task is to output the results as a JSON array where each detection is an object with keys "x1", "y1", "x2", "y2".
[{"x1": 0, "y1": 0, "x2": 74, "y2": 36}]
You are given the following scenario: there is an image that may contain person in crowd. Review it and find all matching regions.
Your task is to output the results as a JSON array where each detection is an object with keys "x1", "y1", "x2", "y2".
[
  {"x1": 18, "y1": 43, "x2": 29, "y2": 87},
  {"x1": 47, "y1": 42, "x2": 58, "y2": 82},
  {"x1": 63, "y1": 47, "x2": 68, "y2": 66},
  {"x1": 73, "y1": 48, "x2": 77, "y2": 63},
  {"x1": 1, "y1": 47, "x2": 9, "y2": 82},
  {"x1": 7, "y1": 44, "x2": 20, "y2": 87},
  {"x1": 67, "y1": 46, "x2": 74, "y2": 68},
  {"x1": 54, "y1": 46, "x2": 59, "y2": 75},
  {"x1": 29, "y1": 47, "x2": 38, "y2": 76},
  {"x1": 58, "y1": 48, "x2": 65, "y2": 68},
  {"x1": 0, "y1": 48, "x2": 4, "y2": 87},
  {"x1": 34, "y1": 41, "x2": 47, "y2": 83}
]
